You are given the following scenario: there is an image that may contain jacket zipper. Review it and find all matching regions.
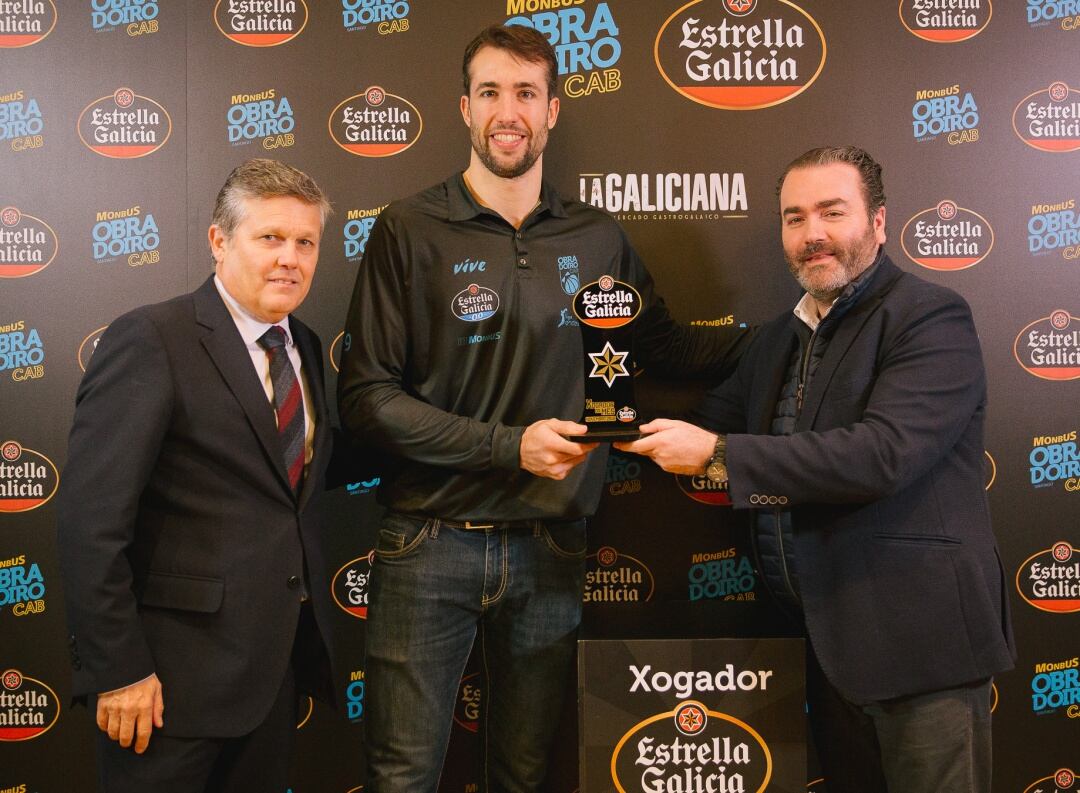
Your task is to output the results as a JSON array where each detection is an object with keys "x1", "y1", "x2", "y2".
[{"x1": 776, "y1": 328, "x2": 818, "y2": 607}]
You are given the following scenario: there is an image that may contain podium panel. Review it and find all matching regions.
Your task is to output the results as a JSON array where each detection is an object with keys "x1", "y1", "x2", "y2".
[{"x1": 579, "y1": 637, "x2": 806, "y2": 793}]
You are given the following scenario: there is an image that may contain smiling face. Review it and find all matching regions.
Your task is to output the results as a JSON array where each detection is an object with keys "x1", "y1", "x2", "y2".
[
  {"x1": 780, "y1": 162, "x2": 886, "y2": 304},
  {"x1": 460, "y1": 45, "x2": 559, "y2": 180},
  {"x1": 209, "y1": 195, "x2": 322, "y2": 323}
]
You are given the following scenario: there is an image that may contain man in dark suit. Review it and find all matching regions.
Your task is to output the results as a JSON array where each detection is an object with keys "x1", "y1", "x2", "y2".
[
  {"x1": 57, "y1": 158, "x2": 335, "y2": 792},
  {"x1": 618, "y1": 146, "x2": 1015, "y2": 793}
]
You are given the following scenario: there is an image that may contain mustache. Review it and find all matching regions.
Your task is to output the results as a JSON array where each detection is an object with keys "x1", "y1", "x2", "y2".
[{"x1": 799, "y1": 242, "x2": 836, "y2": 262}]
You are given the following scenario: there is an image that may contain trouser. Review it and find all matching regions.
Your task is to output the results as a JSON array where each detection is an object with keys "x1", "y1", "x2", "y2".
[
  {"x1": 363, "y1": 512, "x2": 587, "y2": 793},
  {"x1": 807, "y1": 650, "x2": 993, "y2": 793}
]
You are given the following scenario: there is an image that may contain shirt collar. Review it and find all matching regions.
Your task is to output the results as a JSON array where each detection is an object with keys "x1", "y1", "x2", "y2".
[
  {"x1": 213, "y1": 274, "x2": 292, "y2": 348},
  {"x1": 445, "y1": 171, "x2": 568, "y2": 223},
  {"x1": 792, "y1": 291, "x2": 833, "y2": 331}
]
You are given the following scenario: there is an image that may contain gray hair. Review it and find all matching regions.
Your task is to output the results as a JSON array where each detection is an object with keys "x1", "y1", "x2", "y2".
[{"x1": 211, "y1": 158, "x2": 332, "y2": 237}]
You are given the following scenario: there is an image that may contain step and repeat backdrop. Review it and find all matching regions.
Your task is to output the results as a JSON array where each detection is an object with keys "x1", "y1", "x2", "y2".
[{"x1": 2, "y1": 1, "x2": 1078, "y2": 791}]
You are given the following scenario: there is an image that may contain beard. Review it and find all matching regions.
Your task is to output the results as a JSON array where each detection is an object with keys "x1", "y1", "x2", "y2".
[
  {"x1": 785, "y1": 224, "x2": 879, "y2": 303},
  {"x1": 469, "y1": 123, "x2": 547, "y2": 180}
]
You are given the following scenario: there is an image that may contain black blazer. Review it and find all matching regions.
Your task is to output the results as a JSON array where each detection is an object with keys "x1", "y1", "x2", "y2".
[
  {"x1": 57, "y1": 277, "x2": 335, "y2": 737},
  {"x1": 694, "y1": 255, "x2": 1015, "y2": 703}
]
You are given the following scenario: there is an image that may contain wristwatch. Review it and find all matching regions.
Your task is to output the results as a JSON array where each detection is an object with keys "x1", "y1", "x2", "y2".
[{"x1": 705, "y1": 434, "x2": 728, "y2": 484}]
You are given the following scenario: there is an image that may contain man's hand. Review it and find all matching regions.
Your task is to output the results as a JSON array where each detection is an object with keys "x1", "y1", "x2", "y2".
[
  {"x1": 96, "y1": 673, "x2": 164, "y2": 754},
  {"x1": 520, "y1": 419, "x2": 599, "y2": 480},
  {"x1": 614, "y1": 419, "x2": 717, "y2": 475}
]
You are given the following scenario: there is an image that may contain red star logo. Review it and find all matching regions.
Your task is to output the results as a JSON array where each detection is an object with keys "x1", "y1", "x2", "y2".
[
  {"x1": 727, "y1": 0, "x2": 754, "y2": 13},
  {"x1": 678, "y1": 709, "x2": 702, "y2": 731}
]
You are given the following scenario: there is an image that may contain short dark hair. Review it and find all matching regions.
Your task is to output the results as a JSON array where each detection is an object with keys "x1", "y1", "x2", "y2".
[
  {"x1": 462, "y1": 23, "x2": 558, "y2": 100},
  {"x1": 212, "y1": 158, "x2": 331, "y2": 237},
  {"x1": 776, "y1": 145, "x2": 886, "y2": 220}
]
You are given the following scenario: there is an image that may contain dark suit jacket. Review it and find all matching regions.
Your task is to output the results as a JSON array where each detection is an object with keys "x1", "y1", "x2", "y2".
[
  {"x1": 57, "y1": 277, "x2": 335, "y2": 737},
  {"x1": 693, "y1": 254, "x2": 1015, "y2": 703}
]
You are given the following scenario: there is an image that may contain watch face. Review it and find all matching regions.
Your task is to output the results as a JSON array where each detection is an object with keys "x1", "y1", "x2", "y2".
[{"x1": 706, "y1": 462, "x2": 728, "y2": 483}]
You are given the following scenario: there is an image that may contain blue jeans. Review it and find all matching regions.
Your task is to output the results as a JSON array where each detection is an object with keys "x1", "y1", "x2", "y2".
[{"x1": 363, "y1": 512, "x2": 587, "y2": 793}]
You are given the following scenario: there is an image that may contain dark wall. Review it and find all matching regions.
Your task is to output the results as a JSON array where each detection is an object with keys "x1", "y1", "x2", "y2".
[{"x1": 2, "y1": 1, "x2": 1078, "y2": 791}]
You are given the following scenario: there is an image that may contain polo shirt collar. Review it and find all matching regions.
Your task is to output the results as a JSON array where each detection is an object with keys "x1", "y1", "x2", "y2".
[{"x1": 446, "y1": 171, "x2": 569, "y2": 223}]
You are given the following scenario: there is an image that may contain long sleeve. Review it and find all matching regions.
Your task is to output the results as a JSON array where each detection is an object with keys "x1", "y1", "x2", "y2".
[
  {"x1": 337, "y1": 210, "x2": 523, "y2": 473},
  {"x1": 56, "y1": 311, "x2": 173, "y2": 696}
]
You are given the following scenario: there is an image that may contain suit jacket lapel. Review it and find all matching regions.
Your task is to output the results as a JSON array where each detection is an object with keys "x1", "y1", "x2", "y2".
[
  {"x1": 797, "y1": 257, "x2": 904, "y2": 430},
  {"x1": 193, "y1": 277, "x2": 294, "y2": 495}
]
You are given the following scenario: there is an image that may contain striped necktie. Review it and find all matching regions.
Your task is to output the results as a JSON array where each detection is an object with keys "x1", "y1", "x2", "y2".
[{"x1": 257, "y1": 325, "x2": 305, "y2": 494}]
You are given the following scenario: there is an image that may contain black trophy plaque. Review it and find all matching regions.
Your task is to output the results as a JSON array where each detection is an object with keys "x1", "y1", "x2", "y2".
[{"x1": 568, "y1": 275, "x2": 642, "y2": 443}]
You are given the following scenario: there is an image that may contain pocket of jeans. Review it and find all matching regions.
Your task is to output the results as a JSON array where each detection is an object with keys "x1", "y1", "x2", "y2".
[
  {"x1": 376, "y1": 515, "x2": 432, "y2": 559},
  {"x1": 540, "y1": 520, "x2": 587, "y2": 559}
]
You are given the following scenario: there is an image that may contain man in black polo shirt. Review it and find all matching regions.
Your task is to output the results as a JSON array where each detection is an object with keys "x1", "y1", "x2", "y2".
[{"x1": 337, "y1": 23, "x2": 748, "y2": 793}]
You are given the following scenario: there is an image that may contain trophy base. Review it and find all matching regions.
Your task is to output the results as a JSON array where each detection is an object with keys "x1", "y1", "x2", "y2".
[{"x1": 566, "y1": 428, "x2": 643, "y2": 443}]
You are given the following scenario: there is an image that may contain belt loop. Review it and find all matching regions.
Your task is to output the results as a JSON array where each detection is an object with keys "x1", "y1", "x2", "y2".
[
  {"x1": 533, "y1": 520, "x2": 541, "y2": 538},
  {"x1": 430, "y1": 518, "x2": 441, "y2": 539}
]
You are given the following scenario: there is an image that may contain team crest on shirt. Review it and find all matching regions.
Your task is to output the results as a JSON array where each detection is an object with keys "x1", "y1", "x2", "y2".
[{"x1": 558, "y1": 254, "x2": 581, "y2": 295}]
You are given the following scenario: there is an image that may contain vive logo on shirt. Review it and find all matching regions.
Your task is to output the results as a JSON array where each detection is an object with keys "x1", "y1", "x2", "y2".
[{"x1": 451, "y1": 256, "x2": 486, "y2": 275}]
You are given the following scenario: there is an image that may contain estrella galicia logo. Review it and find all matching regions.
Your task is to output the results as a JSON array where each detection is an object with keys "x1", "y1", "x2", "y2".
[
  {"x1": 0, "y1": 669, "x2": 60, "y2": 741},
  {"x1": 330, "y1": 331, "x2": 344, "y2": 373},
  {"x1": 1023, "y1": 767, "x2": 1077, "y2": 793},
  {"x1": 213, "y1": 0, "x2": 308, "y2": 46},
  {"x1": 77, "y1": 87, "x2": 172, "y2": 158},
  {"x1": 0, "y1": 441, "x2": 60, "y2": 513},
  {"x1": 558, "y1": 254, "x2": 580, "y2": 295},
  {"x1": 1029, "y1": 656, "x2": 1080, "y2": 717},
  {"x1": 329, "y1": 86, "x2": 423, "y2": 157},
  {"x1": 585, "y1": 546, "x2": 655, "y2": 604},
  {"x1": 1013, "y1": 82, "x2": 1080, "y2": 153},
  {"x1": 344, "y1": 206, "x2": 385, "y2": 262},
  {"x1": 0, "y1": 207, "x2": 58, "y2": 278},
  {"x1": 0, "y1": 90, "x2": 45, "y2": 152},
  {"x1": 899, "y1": 0, "x2": 991, "y2": 42},
  {"x1": 900, "y1": 200, "x2": 993, "y2": 270},
  {"x1": 1014, "y1": 310, "x2": 1080, "y2": 380},
  {"x1": 227, "y1": 89, "x2": 294, "y2": 148},
  {"x1": 912, "y1": 84, "x2": 979, "y2": 143},
  {"x1": 1028, "y1": 198, "x2": 1079, "y2": 258},
  {"x1": 676, "y1": 473, "x2": 732, "y2": 505},
  {"x1": 0, "y1": 553, "x2": 46, "y2": 618},
  {"x1": 342, "y1": 0, "x2": 410, "y2": 34},
  {"x1": 1016, "y1": 541, "x2": 1080, "y2": 613},
  {"x1": 453, "y1": 672, "x2": 481, "y2": 734},
  {"x1": 611, "y1": 699, "x2": 772, "y2": 792},
  {"x1": 92, "y1": 205, "x2": 160, "y2": 266},
  {"x1": 507, "y1": 1, "x2": 623, "y2": 100},
  {"x1": 91, "y1": 0, "x2": 160, "y2": 34},
  {"x1": 78, "y1": 325, "x2": 109, "y2": 372},
  {"x1": 654, "y1": 0, "x2": 826, "y2": 110},
  {"x1": 331, "y1": 551, "x2": 374, "y2": 618},
  {"x1": 0, "y1": 0, "x2": 57, "y2": 47},
  {"x1": 451, "y1": 283, "x2": 499, "y2": 322}
]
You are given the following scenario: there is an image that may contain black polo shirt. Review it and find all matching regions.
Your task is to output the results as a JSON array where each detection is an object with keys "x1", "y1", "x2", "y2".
[{"x1": 338, "y1": 172, "x2": 747, "y2": 521}]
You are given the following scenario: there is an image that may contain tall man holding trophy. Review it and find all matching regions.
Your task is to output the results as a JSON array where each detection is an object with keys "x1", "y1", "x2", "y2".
[{"x1": 338, "y1": 23, "x2": 748, "y2": 793}]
